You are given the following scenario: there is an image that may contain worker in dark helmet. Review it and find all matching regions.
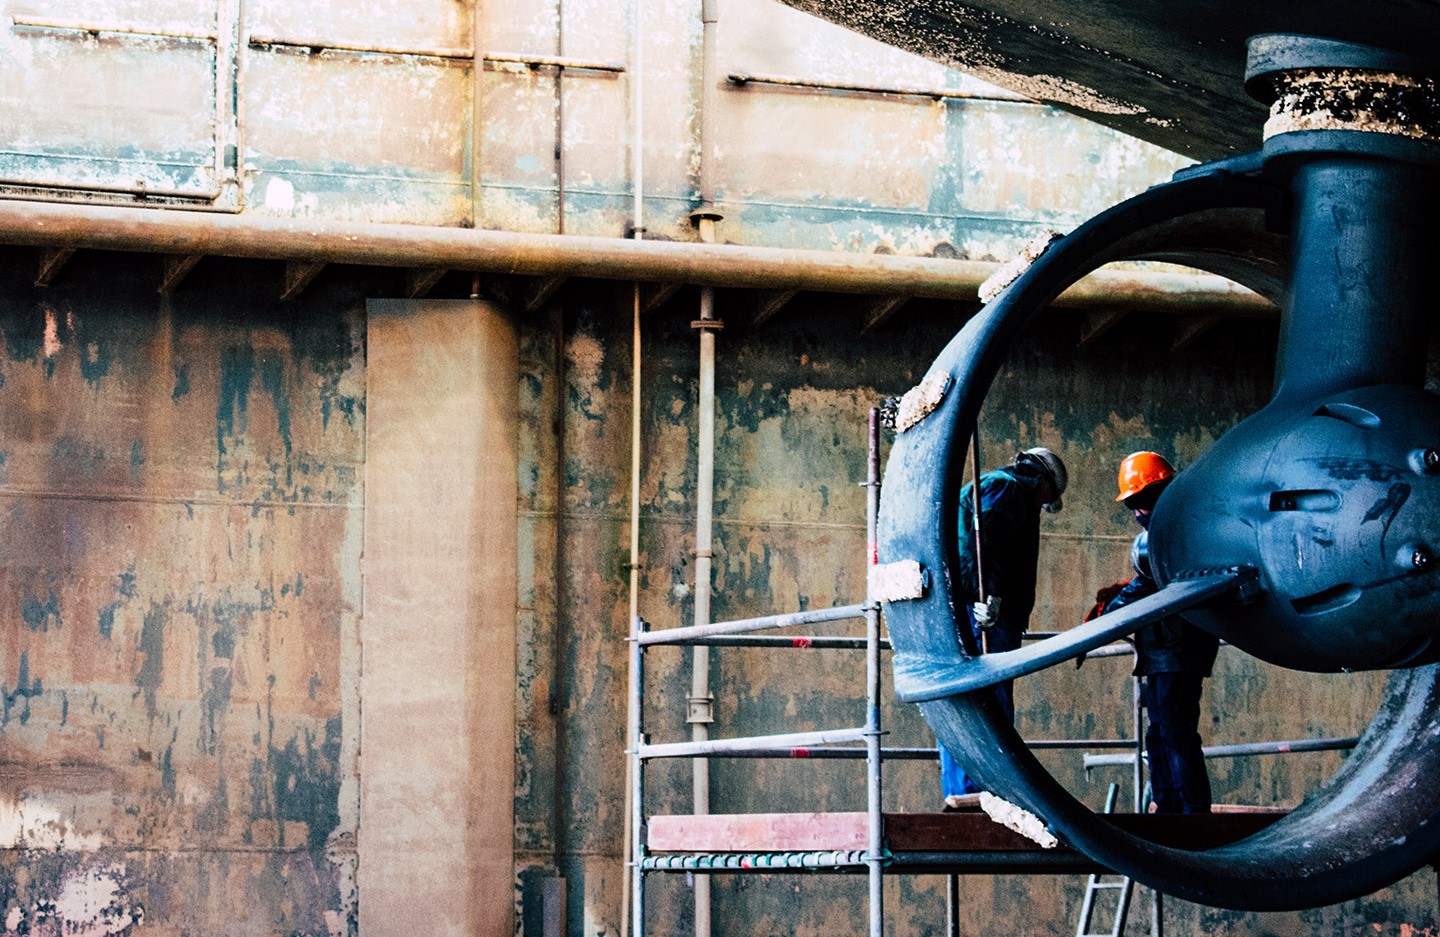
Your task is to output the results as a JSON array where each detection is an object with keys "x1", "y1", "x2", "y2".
[
  {"x1": 941, "y1": 446, "x2": 1067, "y2": 805},
  {"x1": 1104, "y1": 451, "x2": 1220, "y2": 814}
]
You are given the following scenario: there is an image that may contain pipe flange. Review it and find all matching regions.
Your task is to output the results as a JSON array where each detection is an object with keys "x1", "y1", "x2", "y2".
[
  {"x1": 1244, "y1": 35, "x2": 1440, "y2": 163},
  {"x1": 1245, "y1": 34, "x2": 1440, "y2": 104}
]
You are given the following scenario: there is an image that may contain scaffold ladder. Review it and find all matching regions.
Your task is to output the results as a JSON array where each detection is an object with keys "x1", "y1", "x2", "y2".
[{"x1": 1074, "y1": 784, "x2": 1134, "y2": 937}]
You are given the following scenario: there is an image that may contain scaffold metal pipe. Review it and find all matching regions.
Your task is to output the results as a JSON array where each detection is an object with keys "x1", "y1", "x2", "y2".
[
  {"x1": 659, "y1": 634, "x2": 890, "y2": 649},
  {"x1": 1083, "y1": 736, "x2": 1360, "y2": 770},
  {"x1": 1024, "y1": 632, "x2": 1134, "y2": 659},
  {"x1": 685, "y1": 739, "x2": 1141, "y2": 758},
  {"x1": 628, "y1": 616, "x2": 646, "y2": 937},
  {"x1": 0, "y1": 199, "x2": 1276, "y2": 313},
  {"x1": 863, "y1": 408, "x2": 883, "y2": 937},
  {"x1": 636, "y1": 604, "x2": 868, "y2": 645},
  {"x1": 639, "y1": 727, "x2": 868, "y2": 759}
]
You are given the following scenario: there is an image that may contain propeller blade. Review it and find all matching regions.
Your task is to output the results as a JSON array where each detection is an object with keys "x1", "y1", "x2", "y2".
[{"x1": 893, "y1": 567, "x2": 1257, "y2": 702}]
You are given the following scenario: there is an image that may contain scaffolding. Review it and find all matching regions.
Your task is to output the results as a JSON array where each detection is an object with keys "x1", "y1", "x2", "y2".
[
  {"x1": 625, "y1": 408, "x2": 1357, "y2": 936},
  {"x1": 625, "y1": 409, "x2": 1130, "y2": 936}
]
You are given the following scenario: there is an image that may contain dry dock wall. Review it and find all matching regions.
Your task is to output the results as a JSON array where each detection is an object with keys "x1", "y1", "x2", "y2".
[{"x1": 0, "y1": 0, "x2": 1433, "y2": 934}]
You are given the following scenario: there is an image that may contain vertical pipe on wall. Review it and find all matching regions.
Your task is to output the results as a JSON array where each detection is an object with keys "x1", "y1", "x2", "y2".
[
  {"x1": 554, "y1": 0, "x2": 566, "y2": 234},
  {"x1": 622, "y1": 283, "x2": 643, "y2": 937},
  {"x1": 621, "y1": 0, "x2": 645, "y2": 931},
  {"x1": 550, "y1": 300, "x2": 569, "y2": 906},
  {"x1": 689, "y1": 5, "x2": 721, "y2": 937},
  {"x1": 220, "y1": 0, "x2": 243, "y2": 209},
  {"x1": 689, "y1": 285, "x2": 716, "y2": 937},
  {"x1": 697, "y1": 0, "x2": 720, "y2": 216},
  {"x1": 470, "y1": 0, "x2": 483, "y2": 226}
]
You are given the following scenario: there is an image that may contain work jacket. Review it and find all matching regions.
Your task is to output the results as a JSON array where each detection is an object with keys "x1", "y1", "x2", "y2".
[
  {"x1": 1105, "y1": 572, "x2": 1220, "y2": 677},
  {"x1": 955, "y1": 464, "x2": 1045, "y2": 637}
]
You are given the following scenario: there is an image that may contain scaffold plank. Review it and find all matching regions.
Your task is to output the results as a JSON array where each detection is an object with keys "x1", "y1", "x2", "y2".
[
  {"x1": 649, "y1": 812, "x2": 868, "y2": 852},
  {"x1": 647, "y1": 811, "x2": 1288, "y2": 858}
]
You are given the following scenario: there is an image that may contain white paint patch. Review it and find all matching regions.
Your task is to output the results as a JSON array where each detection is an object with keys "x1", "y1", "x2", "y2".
[
  {"x1": 55, "y1": 864, "x2": 134, "y2": 935},
  {"x1": 980, "y1": 792, "x2": 1059, "y2": 848},
  {"x1": 42, "y1": 308, "x2": 61, "y2": 358},
  {"x1": 0, "y1": 798, "x2": 103, "y2": 851},
  {"x1": 264, "y1": 176, "x2": 296, "y2": 212},
  {"x1": 979, "y1": 230, "x2": 1061, "y2": 303},
  {"x1": 894, "y1": 370, "x2": 951, "y2": 433},
  {"x1": 869, "y1": 560, "x2": 927, "y2": 602},
  {"x1": 5, "y1": 907, "x2": 21, "y2": 930}
]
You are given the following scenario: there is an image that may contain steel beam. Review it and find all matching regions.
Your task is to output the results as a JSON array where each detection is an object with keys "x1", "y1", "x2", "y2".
[
  {"x1": 281, "y1": 260, "x2": 326, "y2": 301},
  {"x1": 158, "y1": 254, "x2": 203, "y2": 295},
  {"x1": 525, "y1": 276, "x2": 568, "y2": 315},
  {"x1": 752, "y1": 289, "x2": 799, "y2": 326},
  {"x1": 1077, "y1": 308, "x2": 1129, "y2": 346},
  {"x1": 861, "y1": 295, "x2": 909, "y2": 332},
  {"x1": 1171, "y1": 314, "x2": 1224, "y2": 351},
  {"x1": 405, "y1": 267, "x2": 447, "y2": 298},
  {"x1": 35, "y1": 247, "x2": 75, "y2": 287},
  {"x1": 641, "y1": 281, "x2": 683, "y2": 316}
]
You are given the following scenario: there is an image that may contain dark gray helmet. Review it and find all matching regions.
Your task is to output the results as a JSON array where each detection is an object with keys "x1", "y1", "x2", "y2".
[{"x1": 1020, "y1": 446, "x2": 1068, "y2": 513}]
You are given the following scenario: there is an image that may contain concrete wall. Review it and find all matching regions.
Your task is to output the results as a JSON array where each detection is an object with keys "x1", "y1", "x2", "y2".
[
  {"x1": 362, "y1": 300, "x2": 518, "y2": 937},
  {"x1": 0, "y1": 252, "x2": 366, "y2": 935}
]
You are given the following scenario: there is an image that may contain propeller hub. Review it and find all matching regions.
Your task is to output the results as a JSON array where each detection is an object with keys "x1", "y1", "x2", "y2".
[{"x1": 1151, "y1": 385, "x2": 1440, "y2": 671}]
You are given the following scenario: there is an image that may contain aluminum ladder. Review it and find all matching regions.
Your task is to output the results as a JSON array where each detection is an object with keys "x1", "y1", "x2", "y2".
[{"x1": 1074, "y1": 784, "x2": 1135, "y2": 937}]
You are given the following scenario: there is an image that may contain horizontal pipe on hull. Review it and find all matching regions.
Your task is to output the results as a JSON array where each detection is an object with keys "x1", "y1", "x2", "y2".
[
  {"x1": 729, "y1": 72, "x2": 1029, "y2": 103},
  {"x1": 0, "y1": 200, "x2": 1276, "y2": 315},
  {"x1": 12, "y1": 16, "x2": 218, "y2": 41}
]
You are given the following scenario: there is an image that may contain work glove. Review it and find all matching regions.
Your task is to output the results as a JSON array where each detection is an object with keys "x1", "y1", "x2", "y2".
[
  {"x1": 1083, "y1": 580, "x2": 1131, "y2": 622},
  {"x1": 972, "y1": 595, "x2": 1002, "y2": 630}
]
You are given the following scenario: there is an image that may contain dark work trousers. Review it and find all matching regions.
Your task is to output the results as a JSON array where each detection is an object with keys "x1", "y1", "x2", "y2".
[
  {"x1": 1143, "y1": 672, "x2": 1211, "y2": 814},
  {"x1": 939, "y1": 610, "x2": 1019, "y2": 798}
]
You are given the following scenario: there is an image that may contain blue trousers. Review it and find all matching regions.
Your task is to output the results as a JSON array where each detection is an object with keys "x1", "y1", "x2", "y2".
[
  {"x1": 1143, "y1": 672, "x2": 1211, "y2": 814},
  {"x1": 939, "y1": 613, "x2": 1019, "y2": 798}
]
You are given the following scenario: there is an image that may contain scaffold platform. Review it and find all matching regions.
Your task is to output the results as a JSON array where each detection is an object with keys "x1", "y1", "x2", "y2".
[{"x1": 644, "y1": 809, "x2": 1287, "y2": 876}]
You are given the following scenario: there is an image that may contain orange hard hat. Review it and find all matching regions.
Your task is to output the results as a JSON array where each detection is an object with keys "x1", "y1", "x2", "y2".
[{"x1": 1115, "y1": 451, "x2": 1175, "y2": 502}]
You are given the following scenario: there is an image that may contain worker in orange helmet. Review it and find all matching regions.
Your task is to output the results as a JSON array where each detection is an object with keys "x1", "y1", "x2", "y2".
[{"x1": 1103, "y1": 451, "x2": 1219, "y2": 814}]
